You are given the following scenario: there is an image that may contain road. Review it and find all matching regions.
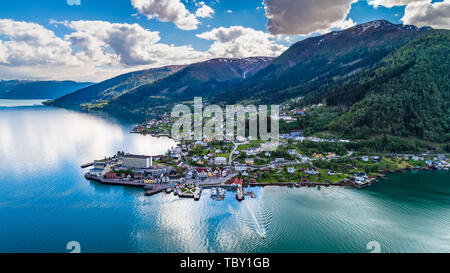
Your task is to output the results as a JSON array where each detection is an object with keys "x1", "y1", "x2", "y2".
[{"x1": 228, "y1": 139, "x2": 248, "y2": 164}]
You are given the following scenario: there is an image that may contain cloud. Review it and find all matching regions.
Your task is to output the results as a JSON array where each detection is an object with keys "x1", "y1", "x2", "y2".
[
  {"x1": 0, "y1": 19, "x2": 79, "y2": 66},
  {"x1": 264, "y1": 0, "x2": 357, "y2": 35},
  {"x1": 0, "y1": 41, "x2": 7, "y2": 63},
  {"x1": 66, "y1": 20, "x2": 161, "y2": 66},
  {"x1": 0, "y1": 20, "x2": 287, "y2": 82},
  {"x1": 66, "y1": 0, "x2": 81, "y2": 6},
  {"x1": 402, "y1": 0, "x2": 450, "y2": 29},
  {"x1": 197, "y1": 26, "x2": 287, "y2": 58},
  {"x1": 195, "y1": 2, "x2": 214, "y2": 18},
  {"x1": 0, "y1": 19, "x2": 210, "y2": 81},
  {"x1": 369, "y1": 0, "x2": 450, "y2": 29},
  {"x1": 68, "y1": 20, "x2": 209, "y2": 66},
  {"x1": 131, "y1": 0, "x2": 199, "y2": 30}
]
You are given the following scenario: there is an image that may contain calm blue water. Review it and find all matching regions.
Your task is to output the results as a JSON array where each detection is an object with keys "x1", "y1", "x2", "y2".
[{"x1": 0, "y1": 102, "x2": 449, "y2": 253}]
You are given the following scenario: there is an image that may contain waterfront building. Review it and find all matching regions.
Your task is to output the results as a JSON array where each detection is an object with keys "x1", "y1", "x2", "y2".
[
  {"x1": 105, "y1": 172, "x2": 119, "y2": 179},
  {"x1": 122, "y1": 154, "x2": 153, "y2": 169}
]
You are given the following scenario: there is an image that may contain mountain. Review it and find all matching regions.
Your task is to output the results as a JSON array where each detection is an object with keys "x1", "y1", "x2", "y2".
[
  {"x1": 48, "y1": 65, "x2": 185, "y2": 109},
  {"x1": 329, "y1": 32, "x2": 449, "y2": 142},
  {"x1": 0, "y1": 80, "x2": 22, "y2": 97},
  {"x1": 215, "y1": 20, "x2": 436, "y2": 105},
  {"x1": 102, "y1": 57, "x2": 274, "y2": 114},
  {"x1": 0, "y1": 80, "x2": 92, "y2": 99}
]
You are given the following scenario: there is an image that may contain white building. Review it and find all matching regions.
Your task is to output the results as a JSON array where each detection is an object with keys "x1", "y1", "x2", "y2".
[
  {"x1": 122, "y1": 155, "x2": 153, "y2": 169},
  {"x1": 235, "y1": 164, "x2": 249, "y2": 172},
  {"x1": 215, "y1": 157, "x2": 227, "y2": 165}
]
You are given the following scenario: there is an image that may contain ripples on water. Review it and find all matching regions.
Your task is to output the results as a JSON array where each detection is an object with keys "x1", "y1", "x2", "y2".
[{"x1": 0, "y1": 105, "x2": 449, "y2": 253}]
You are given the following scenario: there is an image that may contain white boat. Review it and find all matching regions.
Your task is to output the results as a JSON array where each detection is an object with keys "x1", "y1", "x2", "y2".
[
  {"x1": 218, "y1": 188, "x2": 225, "y2": 198},
  {"x1": 211, "y1": 187, "x2": 217, "y2": 197}
]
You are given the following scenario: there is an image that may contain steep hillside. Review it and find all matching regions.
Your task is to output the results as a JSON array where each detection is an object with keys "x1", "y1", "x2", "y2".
[
  {"x1": 329, "y1": 32, "x2": 450, "y2": 142},
  {"x1": 103, "y1": 57, "x2": 273, "y2": 113},
  {"x1": 0, "y1": 80, "x2": 92, "y2": 99},
  {"x1": 48, "y1": 65, "x2": 185, "y2": 109}
]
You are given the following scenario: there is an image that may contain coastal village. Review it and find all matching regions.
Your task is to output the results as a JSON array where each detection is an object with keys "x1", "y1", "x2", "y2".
[{"x1": 84, "y1": 106, "x2": 449, "y2": 202}]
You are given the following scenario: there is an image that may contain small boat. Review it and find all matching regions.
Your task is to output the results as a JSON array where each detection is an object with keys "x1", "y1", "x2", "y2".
[
  {"x1": 261, "y1": 235, "x2": 265, "y2": 239},
  {"x1": 218, "y1": 188, "x2": 225, "y2": 198},
  {"x1": 211, "y1": 187, "x2": 217, "y2": 197}
]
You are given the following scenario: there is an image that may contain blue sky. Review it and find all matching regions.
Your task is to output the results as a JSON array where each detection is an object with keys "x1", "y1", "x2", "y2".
[{"x1": 0, "y1": 0, "x2": 447, "y2": 81}]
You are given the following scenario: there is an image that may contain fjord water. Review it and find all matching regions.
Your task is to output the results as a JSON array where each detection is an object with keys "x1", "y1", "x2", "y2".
[{"x1": 0, "y1": 101, "x2": 449, "y2": 253}]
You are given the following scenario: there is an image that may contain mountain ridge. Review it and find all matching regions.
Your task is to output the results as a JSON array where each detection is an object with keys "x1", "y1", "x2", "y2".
[{"x1": 0, "y1": 80, "x2": 93, "y2": 99}]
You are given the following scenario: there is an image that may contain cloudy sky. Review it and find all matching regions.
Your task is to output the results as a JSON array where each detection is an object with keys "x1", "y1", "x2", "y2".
[{"x1": 0, "y1": 0, "x2": 448, "y2": 82}]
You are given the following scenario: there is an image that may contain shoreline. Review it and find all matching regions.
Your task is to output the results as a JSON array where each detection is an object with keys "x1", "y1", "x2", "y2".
[
  {"x1": 130, "y1": 130, "x2": 174, "y2": 140},
  {"x1": 84, "y1": 167, "x2": 444, "y2": 200},
  {"x1": 248, "y1": 167, "x2": 439, "y2": 189}
]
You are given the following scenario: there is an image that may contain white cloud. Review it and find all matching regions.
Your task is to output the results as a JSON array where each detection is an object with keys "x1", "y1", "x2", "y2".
[
  {"x1": 0, "y1": 19, "x2": 210, "y2": 81},
  {"x1": 66, "y1": 20, "x2": 161, "y2": 66},
  {"x1": 0, "y1": 41, "x2": 7, "y2": 63},
  {"x1": 402, "y1": 0, "x2": 450, "y2": 29},
  {"x1": 195, "y1": 2, "x2": 214, "y2": 18},
  {"x1": 131, "y1": 0, "x2": 199, "y2": 30},
  {"x1": 0, "y1": 19, "x2": 79, "y2": 66},
  {"x1": 369, "y1": 0, "x2": 450, "y2": 29},
  {"x1": 66, "y1": 0, "x2": 81, "y2": 6},
  {"x1": 197, "y1": 26, "x2": 287, "y2": 58},
  {"x1": 264, "y1": 0, "x2": 357, "y2": 35}
]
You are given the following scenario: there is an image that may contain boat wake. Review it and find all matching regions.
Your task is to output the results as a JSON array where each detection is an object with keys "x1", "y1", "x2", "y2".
[{"x1": 234, "y1": 200, "x2": 272, "y2": 238}]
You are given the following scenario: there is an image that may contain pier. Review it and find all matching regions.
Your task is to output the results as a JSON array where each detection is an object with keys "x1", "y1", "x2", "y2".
[
  {"x1": 145, "y1": 185, "x2": 168, "y2": 196},
  {"x1": 80, "y1": 162, "x2": 94, "y2": 168},
  {"x1": 236, "y1": 185, "x2": 245, "y2": 201}
]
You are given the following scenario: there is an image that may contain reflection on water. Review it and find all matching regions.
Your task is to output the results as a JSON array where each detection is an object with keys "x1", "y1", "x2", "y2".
[
  {"x1": 0, "y1": 99, "x2": 47, "y2": 107},
  {"x1": 0, "y1": 105, "x2": 449, "y2": 253},
  {"x1": 0, "y1": 106, "x2": 176, "y2": 176}
]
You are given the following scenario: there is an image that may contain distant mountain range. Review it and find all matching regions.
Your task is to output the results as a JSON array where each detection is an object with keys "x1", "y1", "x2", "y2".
[
  {"x1": 48, "y1": 65, "x2": 185, "y2": 109},
  {"x1": 0, "y1": 80, "x2": 92, "y2": 99},
  {"x1": 47, "y1": 20, "x2": 449, "y2": 143}
]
